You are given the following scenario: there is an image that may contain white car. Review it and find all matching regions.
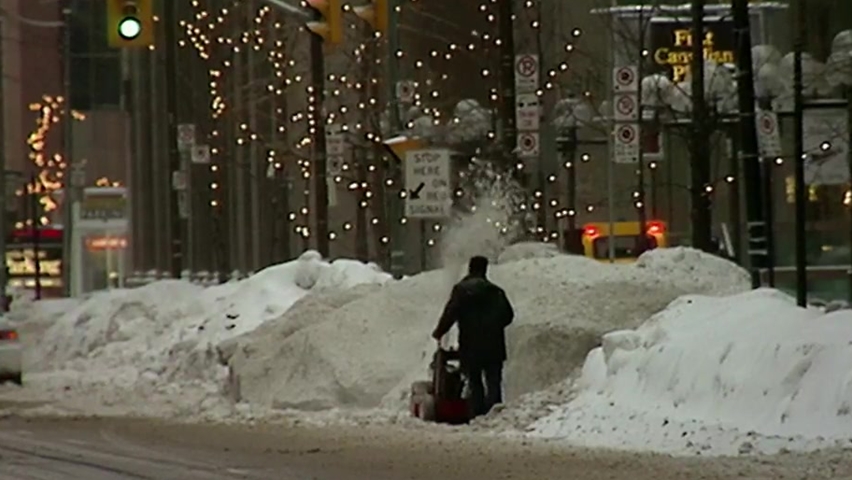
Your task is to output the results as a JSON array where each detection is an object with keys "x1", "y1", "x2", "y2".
[{"x1": 0, "y1": 319, "x2": 22, "y2": 385}]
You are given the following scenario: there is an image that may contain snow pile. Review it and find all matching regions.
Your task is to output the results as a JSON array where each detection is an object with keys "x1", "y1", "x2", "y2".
[
  {"x1": 496, "y1": 242, "x2": 562, "y2": 264},
  {"x1": 224, "y1": 247, "x2": 750, "y2": 414},
  {"x1": 24, "y1": 252, "x2": 391, "y2": 414},
  {"x1": 529, "y1": 288, "x2": 852, "y2": 456}
]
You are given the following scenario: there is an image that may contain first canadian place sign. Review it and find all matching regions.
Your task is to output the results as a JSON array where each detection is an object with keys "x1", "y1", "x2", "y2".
[{"x1": 404, "y1": 149, "x2": 453, "y2": 218}]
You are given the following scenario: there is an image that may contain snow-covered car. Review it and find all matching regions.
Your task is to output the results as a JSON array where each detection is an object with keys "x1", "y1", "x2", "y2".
[{"x1": 0, "y1": 319, "x2": 22, "y2": 385}]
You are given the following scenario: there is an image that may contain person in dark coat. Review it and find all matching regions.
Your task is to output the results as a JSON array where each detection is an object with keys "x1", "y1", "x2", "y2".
[{"x1": 431, "y1": 255, "x2": 514, "y2": 418}]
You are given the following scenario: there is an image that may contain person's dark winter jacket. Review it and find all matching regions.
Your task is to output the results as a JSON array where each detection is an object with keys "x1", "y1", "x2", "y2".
[
  {"x1": 432, "y1": 256, "x2": 514, "y2": 417},
  {"x1": 432, "y1": 257, "x2": 514, "y2": 366}
]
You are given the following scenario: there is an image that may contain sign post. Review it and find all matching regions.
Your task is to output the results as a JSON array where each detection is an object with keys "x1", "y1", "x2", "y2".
[
  {"x1": 514, "y1": 53, "x2": 541, "y2": 193},
  {"x1": 177, "y1": 123, "x2": 196, "y2": 152},
  {"x1": 516, "y1": 132, "x2": 540, "y2": 158},
  {"x1": 612, "y1": 66, "x2": 640, "y2": 164},
  {"x1": 614, "y1": 124, "x2": 640, "y2": 164},
  {"x1": 396, "y1": 80, "x2": 415, "y2": 104},
  {"x1": 325, "y1": 124, "x2": 346, "y2": 207},
  {"x1": 514, "y1": 54, "x2": 539, "y2": 92},
  {"x1": 756, "y1": 110, "x2": 782, "y2": 159},
  {"x1": 515, "y1": 93, "x2": 541, "y2": 131},
  {"x1": 404, "y1": 149, "x2": 452, "y2": 218},
  {"x1": 190, "y1": 144, "x2": 211, "y2": 164}
]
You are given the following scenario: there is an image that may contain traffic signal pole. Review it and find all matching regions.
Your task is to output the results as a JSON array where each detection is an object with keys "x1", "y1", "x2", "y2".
[
  {"x1": 0, "y1": 18, "x2": 6, "y2": 305},
  {"x1": 386, "y1": 0, "x2": 406, "y2": 278},
  {"x1": 793, "y1": 0, "x2": 807, "y2": 306},
  {"x1": 163, "y1": 0, "x2": 184, "y2": 277},
  {"x1": 690, "y1": 0, "x2": 713, "y2": 252},
  {"x1": 310, "y1": 31, "x2": 330, "y2": 258},
  {"x1": 732, "y1": 0, "x2": 767, "y2": 285}
]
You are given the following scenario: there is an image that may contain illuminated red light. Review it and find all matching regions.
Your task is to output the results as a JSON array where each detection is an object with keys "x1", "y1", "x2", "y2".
[
  {"x1": 0, "y1": 330, "x2": 18, "y2": 341},
  {"x1": 646, "y1": 222, "x2": 664, "y2": 235},
  {"x1": 583, "y1": 226, "x2": 599, "y2": 237}
]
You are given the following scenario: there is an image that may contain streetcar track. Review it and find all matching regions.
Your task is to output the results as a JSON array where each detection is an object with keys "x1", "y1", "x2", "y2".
[{"x1": 0, "y1": 443, "x2": 153, "y2": 479}]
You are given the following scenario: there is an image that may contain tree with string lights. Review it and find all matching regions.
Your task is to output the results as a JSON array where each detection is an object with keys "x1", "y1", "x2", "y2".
[{"x1": 171, "y1": 0, "x2": 678, "y2": 272}]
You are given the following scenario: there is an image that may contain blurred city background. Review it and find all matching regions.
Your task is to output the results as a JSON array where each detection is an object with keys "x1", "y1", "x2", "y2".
[{"x1": 0, "y1": 0, "x2": 850, "y2": 301}]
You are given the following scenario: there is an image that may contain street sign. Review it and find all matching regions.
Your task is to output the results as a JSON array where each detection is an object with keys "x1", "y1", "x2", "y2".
[
  {"x1": 517, "y1": 132, "x2": 540, "y2": 158},
  {"x1": 514, "y1": 54, "x2": 539, "y2": 92},
  {"x1": 614, "y1": 123, "x2": 640, "y2": 163},
  {"x1": 177, "y1": 124, "x2": 196, "y2": 151},
  {"x1": 325, "y1": 125, "x2": 345, "y2": 176},
  {"x1": 613, "y1": 92, "x2": 639, "y2": 122},
  {"x1": 191, "y1": 144, "x2": 210, "y2": 164},
  {"x1": 396, "y1": 80, "x2": 415, "y2": 103},
  {"x1": 612, "y1": 66, "x2": 639, "y2": 93},
  {"x1": 404, "y1": 149, "x2": 452, "y2": 218},
  {"x1": 80, "y1": 193, "x2": 127, "y2": 221},
  {"x1": 171, "y1": 170, "x2": 187, "y2": 191},
  {"x1": 326, "y1": 124, "x2": 345, "y2": 155},
  {"x1": 514, "y1": 93, "x2": 541, "y2": 131},
  {"x1": 755, "y1": 110, "x2": 781, "y2": 158}
]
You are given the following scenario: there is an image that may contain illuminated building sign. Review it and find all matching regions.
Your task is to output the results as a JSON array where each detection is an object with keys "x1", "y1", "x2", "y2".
[
  {"x1": 81, "y1": 194, "x2": 127, "y2": 221},
  {"x1": 86, "y1": 236, "x2": 128, "y2": 250},
  {"x1": 649, "y1": 18, "x2": 735, "y2": 83},
  {"x1": 6, "y1": 248, "x2": 62, "y2": 277},
  {"x1": 6, "y1": 228, "x2": 64, "y2": 290}
]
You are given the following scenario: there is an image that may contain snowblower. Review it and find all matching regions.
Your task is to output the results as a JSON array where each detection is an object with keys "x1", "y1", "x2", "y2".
[{"x1": 409, "y1": 345, "x2": 470, "y2": 425}]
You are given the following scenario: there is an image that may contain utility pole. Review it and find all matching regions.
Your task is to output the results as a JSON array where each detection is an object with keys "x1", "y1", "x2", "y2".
[
  {"x1": 30, "y1": 174, "x2": 42, "y2": 300},
  {"x1": 533, "y1": 2, "x2": 547, "y2": 236},
  {"x1": 732, "y1": 0, "x2": 766, "y2": 283},
  {"x1": 309, "y1": 30, "x2": 329, "y2": 257},
  {"x1": 61, "y1": 3, "x2": 74, "y2": 296},
  {"x1": 498, "y1": 0, "x2": 517, "y2": 169},
  {"x1": 0, "y1": 18, "x2": 7, "y2": 306},
  {"x1": 690, "y1": 0, "x2": 712, "y2": 252},
  {"x1": 793, "y1": 0, "x2": 807, "y2": 306},
  {"x1": 163, "y1": 0, "x2": 184, "y2": 278},
  {"x1": 847, "y1": 83, "x2": 852, "y2": 302},
  {"x1": 387, "y1": 0, "x2": 405, "y2": 277},
  {"x1": 356, "y1": 43, "x2": 372, "y2": 262},
  {"x1": 636, "y1": 4, "x2": 647, "y2": 249},
  {"x1": 248, "y1": 5, "x2": 261, "y2": 270}
]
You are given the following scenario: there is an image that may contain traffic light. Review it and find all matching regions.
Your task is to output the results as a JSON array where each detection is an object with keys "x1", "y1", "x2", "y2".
[
  {"x1": 353, "y1": 0, "x2": 389, "y2": 34},
  {"x1": 305, "y1": 0, "x2": 344, "y2": 45},
  {"x1": 107, "y1": 0, "x2": 154, "y2": 48}
]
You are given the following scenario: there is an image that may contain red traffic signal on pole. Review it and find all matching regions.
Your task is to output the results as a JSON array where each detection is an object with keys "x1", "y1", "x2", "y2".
[
  {"x1": 353, "y1": 0, "x2": 389, "y2": 34},
  {"x1": 305, "y1": 0, "x2": 344, "y2": 45}
]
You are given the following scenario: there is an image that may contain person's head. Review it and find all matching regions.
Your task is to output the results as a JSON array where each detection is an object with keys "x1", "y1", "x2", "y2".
[{"x1": 468, "y1": 256, "x2": 489, "y2": 277}]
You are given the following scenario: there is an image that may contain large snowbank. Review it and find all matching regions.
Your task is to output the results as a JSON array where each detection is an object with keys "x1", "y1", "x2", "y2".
[
  {"x1": 529, "y1": 288, "x2": 852, "y2": 456},
  {"x1": 28, "y1": 252, "x2": 391, "y2": 397},
  {"x1": 222, "y1": 247, "x2": 750, "y2": 413}
]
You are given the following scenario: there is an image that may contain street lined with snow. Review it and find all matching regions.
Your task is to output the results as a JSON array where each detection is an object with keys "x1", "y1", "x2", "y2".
[{"x1": 1, "y1": 415, "x2": 851, "y2": 480}]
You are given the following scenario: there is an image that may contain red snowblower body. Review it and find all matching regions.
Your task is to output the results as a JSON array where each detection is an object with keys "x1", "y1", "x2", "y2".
[{"x1": 409, "y1": 346, "x2": 469, "y2": 424}]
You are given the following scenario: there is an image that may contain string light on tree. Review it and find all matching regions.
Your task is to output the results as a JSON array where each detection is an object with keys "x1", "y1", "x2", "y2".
[{"x1": 24, "y1": 95, "x2": 85, "y2": 224}]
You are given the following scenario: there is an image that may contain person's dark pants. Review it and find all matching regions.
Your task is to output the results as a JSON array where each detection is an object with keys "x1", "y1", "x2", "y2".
[{"x1": 465, "y1": 362, "x2": 503, "y2": 418}]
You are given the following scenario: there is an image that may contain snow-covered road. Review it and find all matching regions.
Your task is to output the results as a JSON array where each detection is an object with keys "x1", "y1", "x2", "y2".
[{"x1": 0, "y1": 414, "x2": 850, "y2": 480}]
